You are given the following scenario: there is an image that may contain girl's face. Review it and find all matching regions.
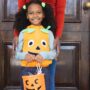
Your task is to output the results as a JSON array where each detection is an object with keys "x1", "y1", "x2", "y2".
[{"x1": 27, "y1": 3, "x2": 45, "y2": 26}]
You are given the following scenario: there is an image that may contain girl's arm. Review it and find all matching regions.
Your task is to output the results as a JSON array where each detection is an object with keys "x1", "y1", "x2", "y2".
[
  {"x1": 15, "y1": 31, "x2": 35, "y2": 61},
  {"x1": 15, "y1": 31, "x2": 28, "y2": 60},
  {"x1": 39, "y1": 31, "x2": 57, "y2": 60}
]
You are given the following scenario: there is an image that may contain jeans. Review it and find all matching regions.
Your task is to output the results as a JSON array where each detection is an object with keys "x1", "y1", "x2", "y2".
[
  {"x1": 49, "y1": 60, "x2": 56, "y2": 90},
  {"x1": 19, "y1": 67, "x2": 50, "y2": 90}
]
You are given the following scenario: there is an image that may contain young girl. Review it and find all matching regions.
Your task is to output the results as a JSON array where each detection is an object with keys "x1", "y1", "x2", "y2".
[
  {"x1": 14, "y1": 0, "x2": 66, "y2": 90},
  {"x1": 15, "y1": 0, "x2": 57, "y2": 90}
]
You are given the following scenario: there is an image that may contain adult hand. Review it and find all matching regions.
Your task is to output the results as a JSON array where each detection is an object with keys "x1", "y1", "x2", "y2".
[
  {"x1": 54, "y1": 37, "x2": 60, "y2": 54},
  {"x1": 13, "y1": 36, "x2": 18, "y2": 51}
]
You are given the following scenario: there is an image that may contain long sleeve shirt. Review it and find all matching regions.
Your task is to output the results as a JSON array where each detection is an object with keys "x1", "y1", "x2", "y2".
[{"x1": 15, "y1": 27, "x2": 57, "y2": 60}]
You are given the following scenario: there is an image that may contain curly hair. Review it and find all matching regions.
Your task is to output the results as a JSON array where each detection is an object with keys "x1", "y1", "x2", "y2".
[{"x1": 13, "y1": 0, "x2": 56, "y2": 36}]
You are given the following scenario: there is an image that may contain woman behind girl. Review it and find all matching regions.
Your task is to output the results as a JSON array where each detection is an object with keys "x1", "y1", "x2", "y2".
[{"x1": 14, "y1": 0, "x2": 57, "y2": 90}]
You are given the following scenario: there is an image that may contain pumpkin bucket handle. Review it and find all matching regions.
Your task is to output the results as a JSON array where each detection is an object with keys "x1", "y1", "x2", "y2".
[{"x1": 36, "y1": 63, "x2": 42, "y2": 74}]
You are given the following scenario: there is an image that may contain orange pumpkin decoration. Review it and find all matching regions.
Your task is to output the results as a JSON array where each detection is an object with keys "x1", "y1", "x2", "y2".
[{"x1": 22, "y1": 74, "x2": 46, "y2": 90}]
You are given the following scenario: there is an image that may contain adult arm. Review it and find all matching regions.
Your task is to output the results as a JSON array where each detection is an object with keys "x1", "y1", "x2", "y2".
[
  {"x1": 54, "y1": 0, "x2": 66, "y2": 53},
  {"x1": 55, "y1": 0, "x2": 66, "y2": 38}
]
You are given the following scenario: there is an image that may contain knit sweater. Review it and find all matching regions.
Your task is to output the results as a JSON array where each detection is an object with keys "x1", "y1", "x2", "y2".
[{"x1": 15, "y1": 25, "x2": 57, "y2": 67}]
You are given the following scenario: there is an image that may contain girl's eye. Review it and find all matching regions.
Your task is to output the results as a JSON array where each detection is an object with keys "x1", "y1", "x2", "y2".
[
  {"x1": 37, "y1": 12, "x2": 41, "y2": 14},
  {"x1": 28, "y1": 11, "x2": 42, "y2": 14},
  {"x1": 41, "y1": 40, "x2": 47, "y2": 46},
  {"x1": 28, "y1": 12, "x2": 33, "y2": 14},
  {"x1": 28, "y1": 40, "x2": 34, "y2": 47}
]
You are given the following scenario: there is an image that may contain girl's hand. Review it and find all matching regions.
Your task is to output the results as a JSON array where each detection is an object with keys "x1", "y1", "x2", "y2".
[
  {"x1": 35, "y1": 54, "x2": 44, "y2": 63},
  {"x1": 25, "y1": 53, "x2": 35, "y2": 62}
]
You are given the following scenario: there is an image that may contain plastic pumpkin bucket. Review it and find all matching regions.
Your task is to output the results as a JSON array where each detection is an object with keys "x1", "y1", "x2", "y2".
[{"x1": 22, "y1": 74, "x2": 46, "y2": 90}]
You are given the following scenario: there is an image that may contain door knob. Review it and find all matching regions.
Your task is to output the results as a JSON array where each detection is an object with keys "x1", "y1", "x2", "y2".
[{"x1": 83, "y1": 2, "x2": 90, "y2": 10}]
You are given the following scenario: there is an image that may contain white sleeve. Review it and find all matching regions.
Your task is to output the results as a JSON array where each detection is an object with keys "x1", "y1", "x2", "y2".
[{"x1": 15, "y1": 31, "x2": 28, "y2": 60}]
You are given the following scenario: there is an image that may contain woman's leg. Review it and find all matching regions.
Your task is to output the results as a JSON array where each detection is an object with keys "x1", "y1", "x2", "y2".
[
  {"x1": 42, "y1": 67, "x2": 50, "y2": 90},
  {"x1": 49, "y1": 60, "x2": 56, "y2": 90}
]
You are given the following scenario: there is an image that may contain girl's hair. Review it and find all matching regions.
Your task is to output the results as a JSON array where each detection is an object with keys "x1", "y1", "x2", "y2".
[{"x1": 13, "y1": 0, "x2": 56, "y2": 36}]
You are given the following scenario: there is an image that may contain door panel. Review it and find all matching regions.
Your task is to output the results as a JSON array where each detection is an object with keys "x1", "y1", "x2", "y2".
[
  {"x1": 0, "y1": 0, "x2": 90, "y2": 90},
  {"x1": 56, "y1": 43, "x2": 80, "y2": 87}
]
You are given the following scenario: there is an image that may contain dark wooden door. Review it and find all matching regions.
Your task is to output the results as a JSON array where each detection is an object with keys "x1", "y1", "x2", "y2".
[{"x1": 0, "y1": 0, "x2": 90, "y2": 90}]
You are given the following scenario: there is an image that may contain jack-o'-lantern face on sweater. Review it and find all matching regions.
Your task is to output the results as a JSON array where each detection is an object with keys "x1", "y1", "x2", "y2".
[
  {"x1": 21, "y1": 25, "x2": 52, "y2": 67},
  {"x1": 22, "y1": 25, "x2": 50, "y2": 53}
]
